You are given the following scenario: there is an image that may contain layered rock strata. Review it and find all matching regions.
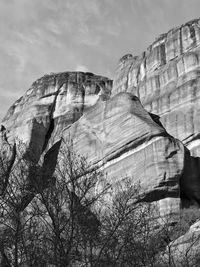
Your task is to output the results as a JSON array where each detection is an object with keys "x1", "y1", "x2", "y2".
[
  {"x1": 1, "y1": 72, "x2": 112, "y2": 161},
  {"x1": 1, "y1": 18, "x2": 200, "y2": 215},
  {"x1": 163, "y1": 220, "x2": 200, "y2": 264},
  {"x1": 63, "y1": 92, "x2": 188, "y2": 214},
  {"x1": 1, "y1": 70, "x2": 200, "y2": 213},
  {"x1": 113, "y1": 18, "x2": 200, "y2": 156},
  {"x1": 0, "y1": 71, "x2": 112, "y2": 210},
  {"x1": 1, "y1": 18, "x2": 200, "y2": 266}
]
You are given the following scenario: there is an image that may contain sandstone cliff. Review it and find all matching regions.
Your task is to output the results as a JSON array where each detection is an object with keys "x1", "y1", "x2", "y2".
[
  {"x1": 1, "y1": 72, "x2": 112, "y2": 161},
  {"x1": 63, "y1": 92, "x2": 184, "y2": 214},
  {"x1": 0, "y1": 17, "x2": 200, "y2": 266},
  {"x1": 1, "y1": 19, "x2": 200, "y2": 259},
  {"x1": 1, "y1": 70, "x2": 200, "y2": 214},
  {"x1": 113, "y1": 18, "x2": 200, "y2": 157}
]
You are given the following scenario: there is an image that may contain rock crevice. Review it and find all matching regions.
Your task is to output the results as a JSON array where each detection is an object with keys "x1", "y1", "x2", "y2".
[{"x1": 1, "y1": 18, "x2": 200, "y2": 218}]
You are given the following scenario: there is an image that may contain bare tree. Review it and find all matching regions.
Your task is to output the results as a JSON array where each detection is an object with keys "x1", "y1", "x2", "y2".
[
  {"x1": 1, "y1": 140, "x2": 200, "y2": 267},
  {"x1": 29, "y1": 141, "x2": 109, "y2": 266}
]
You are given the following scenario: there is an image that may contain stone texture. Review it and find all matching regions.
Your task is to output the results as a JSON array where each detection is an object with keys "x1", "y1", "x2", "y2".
[
  {"x1": 1, "y1": 72, "x2": 112, "y2": 162},
  {"x1": 63, "y1": 92, "x2": 188, "y2": 214},
  {"x1": 163, "y1": 220, "x2": 200, "y2": 265},
  {"x1": 1, "y1": 19, "x2": 200, "y2": 219},
  {"x1": 0, "y1": 125, "x2": 16, "y2": 195},
  {"x1": 1, "y1": 18, "x2": 200, "y2": 266},
  {"x1": 0, "y1": 71, "x2": 112, "y2": 210},
  {"x1": 113, "y1": 18, "x2": 200, "y2": 156}
]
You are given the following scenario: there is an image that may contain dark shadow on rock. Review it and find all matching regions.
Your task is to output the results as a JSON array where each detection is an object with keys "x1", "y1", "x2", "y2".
[{"x1": 180, "y1": 147, "x2": 200, "y2": 208}]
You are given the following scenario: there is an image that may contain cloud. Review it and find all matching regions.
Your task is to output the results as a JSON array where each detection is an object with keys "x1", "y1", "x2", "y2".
[
  {"x1": 75, "y1": 65, "x2": 89, "y2": 72},
  {"x1": 1, "y1": 0, "x2": 200, "y2": 121}
]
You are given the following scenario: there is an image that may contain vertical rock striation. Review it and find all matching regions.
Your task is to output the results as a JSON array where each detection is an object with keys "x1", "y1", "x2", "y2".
[
  {"x1": 1, "y1": 72, "x2": 112, "y2": 161},
  {"x1": 0, "y1": 71, "x2": 112, "y2": 210},
  {"x1": 113, "y1": 19, "x2": 200, "y2": 156},
  {"x1": 63, "y1": 92, "x2": 189, "y2": 214},
  {"x1": 1, "y1": 18, "x2": 200, "y2": 216}
]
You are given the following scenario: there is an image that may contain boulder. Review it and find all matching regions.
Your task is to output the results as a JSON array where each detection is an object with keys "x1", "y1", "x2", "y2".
[{"x1": 63, "y1": 92, "x2": 187, "y2": 214}]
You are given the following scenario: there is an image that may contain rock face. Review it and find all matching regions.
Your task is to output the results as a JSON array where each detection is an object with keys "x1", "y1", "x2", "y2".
[
  {"x1": 1, "y1": 19, "x2": 200, "y2": 216},
  {"x1": 2, "y1": 17, "x2": 200, "y2": 266},
  {"x1": 0, "y1": 71, "x2": 112, "y2": 211},
  {"x1": 113, "y1": 19, "x2": 200, "y2": 156},
  {"x1": 0, "y1": 125, "x2": 16, "y2": 195},
  {"x1": 164, "y1": 220, "x2": 200, "y2": 265},
  {"x1": 63, "y1": 92, "x2": 186, "y2": 214},
  {"x1": 1, "y1": 72, "x2": 112, "y2": 161}
]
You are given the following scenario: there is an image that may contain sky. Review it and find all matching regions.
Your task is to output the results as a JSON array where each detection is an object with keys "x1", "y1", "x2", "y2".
[{"x1": 0, "y1": 0, "x2": 200, "y2": 120}]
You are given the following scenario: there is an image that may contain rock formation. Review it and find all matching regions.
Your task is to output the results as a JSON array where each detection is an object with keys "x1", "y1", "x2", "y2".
[
  {"x1": 1, "y1": 18, "x2": 200, "y2": 265},
  {"x1": 1, "y1": 19, "x2": 200, "y2": 224},
  {"x1": 63, "y1": 92, "x2": 185, "y2": 214},
  {"x1": 1, "y1": 72, "x2": 112, "y2": 161},
  {"x1": 0, "y1": 72, "x2": 112, "y2": 210},
  {"x1": 162, "y1": 219, "x2": 200, "y2": 264},
  {"x1": 113, "y1": 19, "x2": 200, "y2": 157}
]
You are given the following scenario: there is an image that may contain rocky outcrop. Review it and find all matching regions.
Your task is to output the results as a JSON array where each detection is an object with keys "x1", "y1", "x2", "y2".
[
  {"x1": 162, "y1": 219, "x2": 200, "y2": 265},
  {"x1": 63, "y1": 92, "x2": 188, "y2": 214},
  {"x1": 1, "y1": 19, "x2": 200, "y2": 216},
  {"x1": 0, "y1": 71, "x2": 112, "y2": 210},
  {"x1": 113, "y1": 19, "x2": 200, "y2": 156},
  {"x1": 1, "y1": 72, "x2": 112, "y2": 162},
  {"x1": 1, "y1": 17, "x2": 200, "y2": 266},
  {"x1": 1, "y1": 71, "x2": 200, "y2": 214}
]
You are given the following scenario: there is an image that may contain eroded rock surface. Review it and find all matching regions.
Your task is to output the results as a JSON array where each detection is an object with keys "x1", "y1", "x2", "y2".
[
  {"x1": 1, "y1": 19, "x2": 200, "y2": 217},
  {"x1": 0, "y1": 71, "x2": 112, "y2": 210},
  {"x1": 1, "y1": 72, "x2": 112, "y2": 161},
  {"x1": 113, "y1": 19, "x2": 200, "y2": 156},
  {"x1": 163, "y1": 220, "x2": 200, "y2": 265},
  {"x1": 63, "y1": 92, "x2": 187, "y2": 214}
]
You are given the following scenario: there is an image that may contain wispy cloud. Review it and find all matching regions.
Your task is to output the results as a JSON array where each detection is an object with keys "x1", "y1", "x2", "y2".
[
  {"x1": 1, "y1": 0, "x2": 200, "y2": 120},
  {"x1": 75, "y1": 64, "x2": 89, "y2": 72}
]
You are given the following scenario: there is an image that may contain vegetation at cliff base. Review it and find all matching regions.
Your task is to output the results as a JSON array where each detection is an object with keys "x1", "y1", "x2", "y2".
[{"x1": 0, "y1": 142, "x2": 200, "y2": 266}]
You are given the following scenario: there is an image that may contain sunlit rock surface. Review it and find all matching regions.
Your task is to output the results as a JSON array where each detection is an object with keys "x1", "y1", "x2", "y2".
[
  {"x1": 1, "y1": 19, "x2": 200, "y2": 216},
  {"x1": 1, "y1": 72, "x2": 112, "y2": 161},
  {"x1": 1, "y1": 18, "x2": 200, "y2": 266},
  {"x1": 164, "y1": 220, "x2": 200, "y2": 264},
  {"x1": 113, "y1": 19, "x2": 200, "y2": 156},
  {"x1": 63, "y1": 92, "x2": 187, "y2": 214},
  {"x1": 0, "y1": 71, "x2": 112, "y2": 210}
]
